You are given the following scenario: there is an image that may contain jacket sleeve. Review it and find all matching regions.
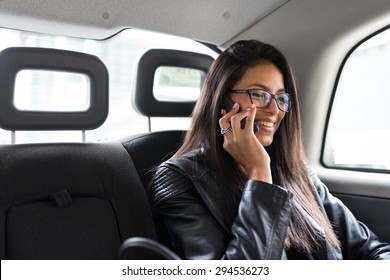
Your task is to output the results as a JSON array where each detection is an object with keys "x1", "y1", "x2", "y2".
[
  {"x1": 311, "y1": 173, "x2": 390, "y2": 259},
  {"x1": 153, "y1": 164, "x2": 293, "y2": 260}
]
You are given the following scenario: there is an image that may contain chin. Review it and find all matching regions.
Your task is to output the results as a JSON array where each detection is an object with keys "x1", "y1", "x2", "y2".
[{"x1": 257, "y1": 135, "x2": 273, "y2": 147}]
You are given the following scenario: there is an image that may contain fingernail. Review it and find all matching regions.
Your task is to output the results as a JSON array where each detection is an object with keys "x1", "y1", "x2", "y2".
[
  {"x1": 246, "y1": 105, "x2": 255, "y2": 111},
  {"x1": 233, "y1": 102, "x2": 238, "y2": 109}
]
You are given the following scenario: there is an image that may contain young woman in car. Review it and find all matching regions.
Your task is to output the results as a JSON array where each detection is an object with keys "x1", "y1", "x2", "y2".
[{"x1": 151, "y1": 40, "x2": 390, "y2": 259}]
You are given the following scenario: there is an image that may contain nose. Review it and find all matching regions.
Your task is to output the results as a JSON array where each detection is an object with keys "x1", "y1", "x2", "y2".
[{"x1": 263, "y1": 99, "x2": 280, "y2": 115}]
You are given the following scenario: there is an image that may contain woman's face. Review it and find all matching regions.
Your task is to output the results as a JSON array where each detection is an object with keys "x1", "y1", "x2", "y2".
[{"x1": 230, "y1": 62, "x2": 286, "y2": 147}]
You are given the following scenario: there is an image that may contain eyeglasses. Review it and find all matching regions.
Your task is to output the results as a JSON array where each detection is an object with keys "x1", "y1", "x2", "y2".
[{"x1": 229, "y1": 89, "x2": 292, "y2": 112}]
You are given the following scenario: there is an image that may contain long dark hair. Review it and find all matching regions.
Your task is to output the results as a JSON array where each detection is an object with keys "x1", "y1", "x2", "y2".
[{"x1": 173, "y1": 40, "x2": 340, "y2": 253}]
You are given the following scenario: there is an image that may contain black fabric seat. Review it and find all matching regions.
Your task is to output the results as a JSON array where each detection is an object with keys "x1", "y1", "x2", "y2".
[
  {"x1": 0, "y1": 47, "x2": 179, "y2": 260},
  {"x1": 0, "y1": 141, "x2": 156, "y2": 259},
  {"x1": 119, "y1": 49, "x2": 213, "y2": 251},
  {"x1": 123, "y1": 49, "x2": 213, "y2": 190},
  {"x1": 118, "y1": 129, "x2": 186, "y2": 260},
  {"x1": 121, "y1": 130, "x2": 185, "y2": 189},
  {"x1": 121, "y1": 131, "x2": 186, "y2": 250}
]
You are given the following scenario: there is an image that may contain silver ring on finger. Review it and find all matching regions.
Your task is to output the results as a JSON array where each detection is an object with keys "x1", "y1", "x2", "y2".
[{"x1": 220, "y1": 126, "x2": 232, "y2": 135}]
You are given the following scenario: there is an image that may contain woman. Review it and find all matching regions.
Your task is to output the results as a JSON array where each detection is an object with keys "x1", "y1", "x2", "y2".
[{"x1": 151, "y1": 40, "x2": 390, "y2": 259}]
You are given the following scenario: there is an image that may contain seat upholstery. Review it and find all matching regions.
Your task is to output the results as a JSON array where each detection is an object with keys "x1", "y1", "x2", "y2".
[
  {"x1": 0, "y1": 47, "x2": 163, "y2": 259},
  {"x1": 0, "y1": 141, "x2": 156, "y2": 259},
  {"x1": 125, "y1": 49, "x2": 212, "y2": 189},
  {"x1": 119, "y1": 49, "x2": 211, "y2": 252},
  {"x1": 121, "y1": 131, "x2": 185, "y2": 251},
  {"x1": 121, "y1": 130, "x2": 185, "y2": 189}
]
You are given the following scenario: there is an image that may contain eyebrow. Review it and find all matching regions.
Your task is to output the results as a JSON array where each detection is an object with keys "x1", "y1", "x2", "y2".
[{"x1": 246, "y1": 83, "x2": 286, "y2": 93}]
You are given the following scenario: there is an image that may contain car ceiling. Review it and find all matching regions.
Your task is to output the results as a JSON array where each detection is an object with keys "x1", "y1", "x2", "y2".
[
  {"x1": 0, "y1": 0, "x2": 388, "y2": 50},
  {"x1": 0, "y1": 0, "x2": 289, "y2": 44},
  {"x1": 0, "y1": 0, "x2": 389, "y2": 56}
]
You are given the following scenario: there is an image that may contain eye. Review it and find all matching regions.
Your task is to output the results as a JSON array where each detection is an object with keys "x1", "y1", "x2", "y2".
[
  {"x1": 249, "y1": 89, "x2": 266, "y2": 101},
  {"x1": 276, "y1": 94, "x2": 289, "y2": 104}
]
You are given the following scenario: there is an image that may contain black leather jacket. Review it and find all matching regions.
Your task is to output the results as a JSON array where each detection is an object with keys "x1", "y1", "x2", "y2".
[{"x1": 152, "y1": 150, "x2": 390, "y2": 259}]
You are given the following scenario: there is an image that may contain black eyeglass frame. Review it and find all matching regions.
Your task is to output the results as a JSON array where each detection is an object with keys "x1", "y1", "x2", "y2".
[{"x1": 229, "y1": 89, "x2": 292, "y2": 112}]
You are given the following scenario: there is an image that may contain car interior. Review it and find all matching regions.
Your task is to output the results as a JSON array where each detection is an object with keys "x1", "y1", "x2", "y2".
[{"x1": 0, "y1": 0, "x2": 389, "y2": 260}]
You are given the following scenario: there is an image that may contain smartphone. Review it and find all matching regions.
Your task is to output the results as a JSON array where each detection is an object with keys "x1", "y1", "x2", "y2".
[{"x1": 220, "y1": 95, "x2": 259, "y2": 134}]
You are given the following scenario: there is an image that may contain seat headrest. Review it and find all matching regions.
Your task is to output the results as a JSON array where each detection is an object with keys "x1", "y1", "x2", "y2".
[
  {"x1": 133, "y1": 49, "x2": 214, "y2": 117},
  {"x1": 0, "y1": 47, "x2": 108, "y2": 131}
]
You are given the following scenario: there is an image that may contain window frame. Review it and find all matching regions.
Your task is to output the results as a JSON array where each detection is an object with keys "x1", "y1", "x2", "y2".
[{"x1": 321, "y1": 25, "x2": 390, "y2": 174}]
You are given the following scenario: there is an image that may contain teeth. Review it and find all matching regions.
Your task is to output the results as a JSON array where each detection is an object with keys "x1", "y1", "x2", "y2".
[{"x1": 258, "y1": 121, "x2": 274, "y2": 127}]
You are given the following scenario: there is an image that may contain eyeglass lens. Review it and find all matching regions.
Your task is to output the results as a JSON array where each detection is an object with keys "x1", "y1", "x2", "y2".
[{"x1": 250, "y1": 90, "x2": 290, "y2": 112}]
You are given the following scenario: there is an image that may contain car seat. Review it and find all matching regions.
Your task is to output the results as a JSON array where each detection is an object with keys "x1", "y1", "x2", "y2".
[
  {"x1": 122, "y1": 49, "x2": 214, "y2": 189},
  {"x1": 120, "y1": 49, "x2": 214, "y2": 250},
  {"x1": 0, "y1": 142, "x2": 157, "y2": 259},
  {"x1": 0, "y1": 47, "x2": 174, "y2": 259}
]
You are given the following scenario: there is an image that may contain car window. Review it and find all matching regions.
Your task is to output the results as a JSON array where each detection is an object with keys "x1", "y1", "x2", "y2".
[
  {"x1": 323, "y1": 27, "x2": 390, "y2": 171},
  {"x1": 0, "y1": 28, "x2": 218, "y2": 144},
  {"x1": 14, "y1": 70, "x2": 91, "y2": 112}
]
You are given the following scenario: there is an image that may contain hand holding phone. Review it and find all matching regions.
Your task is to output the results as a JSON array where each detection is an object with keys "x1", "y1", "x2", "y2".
[{"x1": 220, "y1": 95, "x2": 259, "y2": 134}]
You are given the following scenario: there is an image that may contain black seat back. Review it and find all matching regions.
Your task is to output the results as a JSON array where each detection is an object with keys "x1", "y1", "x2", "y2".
[
  {"x1": 123, "y1": 49, "x2": 214, "y2": 189},
  {"x1": 0, "y1": 47, "x2": 166, "y2": 259},
  {"x1": 121, "y1": 130, "x2": 185, "y2": 188},
  {"x1": 0, "y1": 142, "x2": 156, "y2": 259},
  {"x1": 120, "y1": 50, "x2": 214, "y2": 249}
]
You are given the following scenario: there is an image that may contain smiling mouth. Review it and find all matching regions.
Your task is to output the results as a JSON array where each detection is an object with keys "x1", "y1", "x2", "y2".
[{"x1": 257, "y1": 121, "x2": 274, "y2": 128}]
